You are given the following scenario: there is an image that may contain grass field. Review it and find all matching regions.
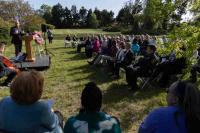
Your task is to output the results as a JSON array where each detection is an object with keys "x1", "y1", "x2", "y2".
[
  {"x1": 53, "y1": 29, "x2": 121, "y2": 40},
  {"x1": 0, "y1": 29, "x2": 167, "y2": 132}
]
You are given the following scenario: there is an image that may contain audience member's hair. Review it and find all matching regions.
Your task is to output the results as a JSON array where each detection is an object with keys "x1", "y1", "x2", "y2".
[
  {"x1": 119, "y1": 42, "x2": 125, "y2": 49},
  {"x1": 172, "y1": 81, "x2": 200, "y2": 132},
  {"x1": 148, "y1": 45, "x2": 156, "y2": 52},
  {"x1": 10, "y1": 70, "x2": 44, "y2": 105},
  {"x1": 81, "y1": 82, "x2": 102, "y2": 112}
]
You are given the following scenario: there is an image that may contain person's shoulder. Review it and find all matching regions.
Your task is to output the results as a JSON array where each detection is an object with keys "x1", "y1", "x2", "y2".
[
  {"x1": 98, "y1": 112, "x2": 121, "y2": 132},
  {"x1": 33, "y1": 100, "x2": 51, "y2": 111},
  {"x1": 65, "y1": 115, "x2": 78, "y2": 126},
  {"x1": 100, "y1": 112, "x2": 120, "y2": 124},
  {"x1": 0, "y1": 96, "x2": 12, "y2": 103},
  {"x1": 0, "y1": 96, "x2": 14, "y2": 109},
  {"x1": 150, "y1": 106, "x2": 179, "y2": 115}
]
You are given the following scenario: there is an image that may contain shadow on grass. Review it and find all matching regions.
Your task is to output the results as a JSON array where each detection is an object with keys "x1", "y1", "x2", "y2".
[
  {"x1": 103, "y1": 83, "x2": 165, "y2": 131},
  {"x1": 66, "y1": 52, "x2": 88, "y2": 61},
  {"x1": 66, "y1": 63, "x2": 116, "y2": 84}
]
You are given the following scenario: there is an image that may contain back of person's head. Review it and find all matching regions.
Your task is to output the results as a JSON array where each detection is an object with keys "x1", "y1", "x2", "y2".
[
  {"x1": 125, "y1": 42, "x2": 131, "y2": 50},
  {"x1": 146, "y1": 45, "x2": 156, "y2": 54},
  {"x1": 167, "y1": 81, "x2": 200, "y2": 132},
  {"x1": 119, "y1": 42, "x2": 125, "y2": 49},
  {"x1": 10, "y1": 70, "x2": 44, "y2": 105},
  {"x1": 81, "y1": 82, "x2": 102, "y2": 112}
]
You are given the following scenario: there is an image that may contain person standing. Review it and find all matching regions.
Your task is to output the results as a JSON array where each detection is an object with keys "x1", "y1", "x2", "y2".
[
  {"x1": 47, "y1": 29, "x2": 53, "y2": 44},
  {"x1": 10, "y1": 20, "x2": 24, "y2": 56}
]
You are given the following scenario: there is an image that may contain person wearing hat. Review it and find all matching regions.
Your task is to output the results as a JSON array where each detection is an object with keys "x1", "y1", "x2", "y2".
[{"x1": 126, "y1": 44, "x2": 158, "y2": 92}]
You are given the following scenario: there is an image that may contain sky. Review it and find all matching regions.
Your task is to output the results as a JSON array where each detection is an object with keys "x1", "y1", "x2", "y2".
[{"x1": 27, "y1": 0, "x2": 127, "y2": 16}]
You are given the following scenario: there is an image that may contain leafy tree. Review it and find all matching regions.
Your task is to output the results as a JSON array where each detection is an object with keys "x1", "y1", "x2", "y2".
[
  {"x1": 79, "y1": 6, "x2": 88, "y2": 27},
  {"x1": 86, "y1": 9, "x2": 99, "y2": 28},
  {"x1": 51, "y1": 3, "x2": 64, "y2": 28},
  {"x1": 71, "y1": 5, "x2": 80, "y2": 26},
  {"x1": 100, "y1": 10, "x2": 114, "y2": 27},
  {"x1": 94, "y1": 8, "x2": 102, "y2": 21},
  {"x1": 37, "y1": 4, "x2": 52, "y2": 24},
  {"x1": 63, "y1": 7, "x2": 73, "y2": 28},
  {"x1": 157, "y1": 23, "x2": 200, "y2": 76},
  {"x1": 116, "y1": 0, "x2": 142, "y2": 25}
]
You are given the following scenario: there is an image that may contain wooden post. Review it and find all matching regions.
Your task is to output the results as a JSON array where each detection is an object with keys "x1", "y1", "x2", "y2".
[{"x1": 25, "y1": 35, "x2": 35, "y2": 62}]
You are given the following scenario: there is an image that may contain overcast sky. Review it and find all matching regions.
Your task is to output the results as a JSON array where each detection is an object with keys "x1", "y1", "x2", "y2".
[{"x1": 27, "y1": 0, "x2": 127, "y2": 16}]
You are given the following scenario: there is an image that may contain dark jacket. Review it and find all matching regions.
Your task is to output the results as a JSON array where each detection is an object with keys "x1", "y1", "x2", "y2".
[
  {"x1": 10, "y1": 26, "x2": 23, "y2": 44},
  {"x1": 134, "y1": 53, "x2": 157, "y2": 73},
  {"x1": 122, "y1": 49, "x2": 134, "y2": 66}
]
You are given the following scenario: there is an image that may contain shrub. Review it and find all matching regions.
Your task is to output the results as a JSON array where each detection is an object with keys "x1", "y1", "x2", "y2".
[{"x1": 103, "y1": 25, "x2": 121, "y2": 32}]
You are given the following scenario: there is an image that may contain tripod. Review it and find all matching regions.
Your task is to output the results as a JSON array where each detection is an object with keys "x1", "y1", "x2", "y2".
[{"x1": 43, "y1": 32, "x2": 55, "y2": 56}]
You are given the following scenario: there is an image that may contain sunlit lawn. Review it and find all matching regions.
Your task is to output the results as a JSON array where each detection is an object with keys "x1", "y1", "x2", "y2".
[{"x1": 0, "y1": 29, "x2": 167, "y2": 132}]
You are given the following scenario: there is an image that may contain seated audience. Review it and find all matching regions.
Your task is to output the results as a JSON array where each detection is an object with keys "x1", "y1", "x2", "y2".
[
  {"x1": 64, "y1": 35, "x2": 71, "y2": 48},
  {"x1": 139, "y1": 81, "x2": 200, "y2": 133},
  {"x1": 92, "y1": 36, "x2": 101, "y2": 54},
  {"x1": 152, "y1": 51, "x2": 186, "y2": 87},
  {"x1": 126, "y1": 44, "x2": 158, "y2": 92},
  {"x1": 140, "y1": 34, "x2": 149, "y2": 55},
  {"x1": 0, "y1": 70, "x2": 63, "y2": 132},
  {"x1": 64, "y1": 82, "x2": 121, "y2": 133},
  {"x1": 85, "y1": 37, "x2": 93, "y2": 58},
  {"x1": 77, "y1": 37, "x2": 86, "y2": 53},
  {"x1": 112, "y1": 42, "x2": 133, "y2": 78},
  {"x1": 88, "y1": 39, "x2": 118, "y2": 65},
  {"x1": 0, "y1": 42, "x2": 18, "y2": 86},
  {"x1": 131, "y1": 37, "x2": 140, "y2": 56}
]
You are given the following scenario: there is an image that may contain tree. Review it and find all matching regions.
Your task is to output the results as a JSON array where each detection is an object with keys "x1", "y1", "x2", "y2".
[
  {"x1": 79, "y1": 6, "x2": 88, "y2": 27},
  {"x1": 100, "y1": 10, "x2": 114, "y2": 27},
  {"x1": 0, "y1": 0, "x2": 34, "y2": 25},
  {"x1": 51, "y1": 3, "x2": 64, "y2": 28},
  {"x1": 71, "y1": 5, "x2": 80, "y2": 27},
  {"x1": 37, "y1": 4, "x2": 52, "y2": 24},
  {"x1": 86, "y1": 9, "x2": 99, "y2": 28},
  {"x1": 116, "y1": 0, "x2": 142, "y2": 26},
  {"x1": 63, "y1": 7, "x2": 73, "y2": 28},
  {"x1": 94, "y1": 8, "x2": 102, "y2": 21}
]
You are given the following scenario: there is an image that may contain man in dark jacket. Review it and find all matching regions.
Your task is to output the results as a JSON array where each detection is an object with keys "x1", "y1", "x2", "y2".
[
  {"x1": 10, "y1": 20, "x2": 24, "y2": 56},
  {"x1": 113, "y1": 42, "x2": 133, "y2": 78},
  {"x1": 126, "y1": 44, "x2": 157, "y2": 92}
]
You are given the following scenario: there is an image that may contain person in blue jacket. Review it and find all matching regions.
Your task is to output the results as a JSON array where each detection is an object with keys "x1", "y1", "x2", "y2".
[
  {"x1": 139, "y1": 81, "x2": 200, "y2": 133},
  {"x1": 0, "y1": 70, "x2": 63, "y2": 133},
  {"x1": 131, "y1": 38, "x2": 140, "y2": 56}
]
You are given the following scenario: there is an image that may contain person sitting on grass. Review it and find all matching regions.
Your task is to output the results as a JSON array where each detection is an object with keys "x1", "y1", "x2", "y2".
[
  {"x1": 64, "y1": 82, "x2": 122, "y2": 133},
  {"x1": 0, "y1": 70, "x2": 63, "y2": 133},
  {"x1": 139, "y1": 81, "x2": 200, "y2": 133}
]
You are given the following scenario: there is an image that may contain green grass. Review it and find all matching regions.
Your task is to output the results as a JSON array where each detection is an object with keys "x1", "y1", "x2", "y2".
[
  {"x1": 52, "y1": 29, "x2": 121, "y2": 40},
  {"x1": 0, "y1": 29, "x2": 167, "y2": 132}
]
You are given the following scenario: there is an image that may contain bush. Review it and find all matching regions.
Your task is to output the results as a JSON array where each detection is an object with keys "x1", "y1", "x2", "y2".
[
  {"x1": 46, "y1": 24, "x2": 55, "y2": 29},
  {"x1": 0, "y1": 17, "x2": 11, "y2": 43},
  {"x1": 103, "y1": 25, "x2": 121, "y2": 32},
  {"x1": 121, "y1": 28, "x2": 132, "y2": 35}
]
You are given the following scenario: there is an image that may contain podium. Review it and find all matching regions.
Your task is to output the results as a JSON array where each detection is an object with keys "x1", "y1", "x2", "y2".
[{"x1": 25, "y1": 35, "x2": 35, "y2": 62}]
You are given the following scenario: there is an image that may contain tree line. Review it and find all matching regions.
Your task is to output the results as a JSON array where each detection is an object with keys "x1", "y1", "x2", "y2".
[
  {"x1": 0, "y1": 0, "x2": 199, "y2": 37},
  {"x1": 36, "y1": 4, "x2": 114, "y2": 29},
  {"x1": 37, "y1": 0, "x2": 198, "y2": 34}
]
